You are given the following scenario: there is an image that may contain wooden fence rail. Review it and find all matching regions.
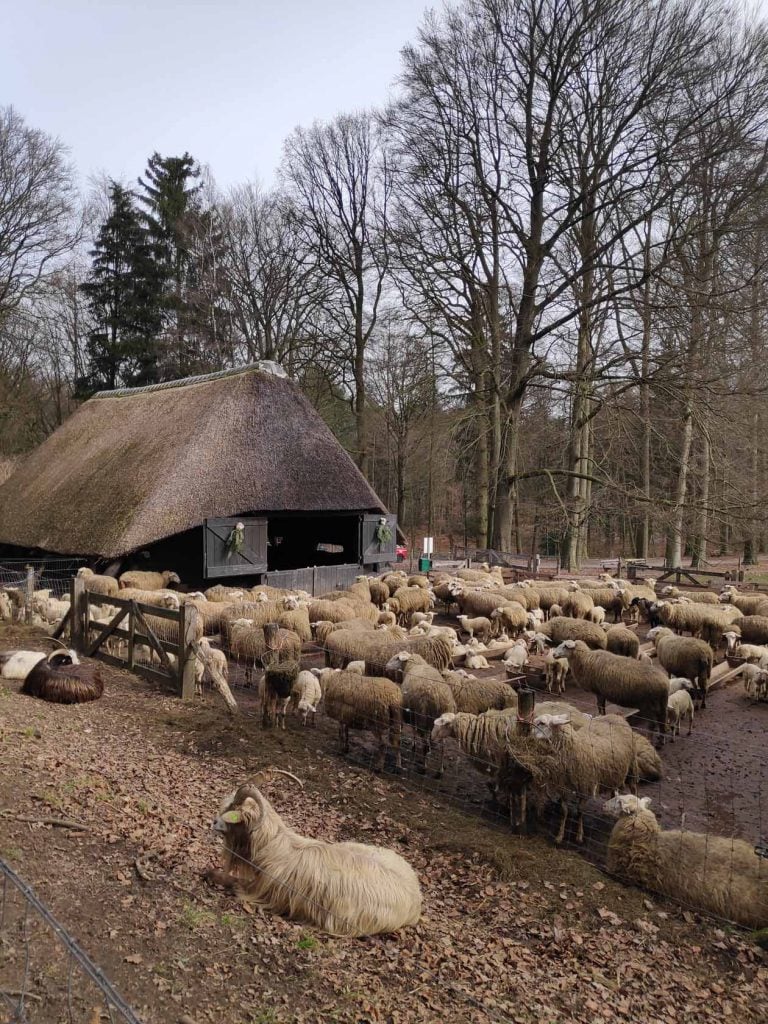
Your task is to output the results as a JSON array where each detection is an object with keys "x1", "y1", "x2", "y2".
[{"x1": 65, "y1": 578, "x2": 238, "y2": 712}]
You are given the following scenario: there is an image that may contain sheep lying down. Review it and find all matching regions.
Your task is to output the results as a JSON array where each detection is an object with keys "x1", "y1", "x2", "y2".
[{"x1": 207, "y1": 769, "x2": 422, "y2": 937}]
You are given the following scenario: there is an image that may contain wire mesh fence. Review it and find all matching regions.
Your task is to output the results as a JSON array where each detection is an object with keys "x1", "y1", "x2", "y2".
[{"x1": 0, "y1": 859, "x2": 143, "y2": 1024}]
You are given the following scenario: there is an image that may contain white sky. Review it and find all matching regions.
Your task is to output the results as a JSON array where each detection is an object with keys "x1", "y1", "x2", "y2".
[{"x1": 1, "y1": 0, "x2": 430, "y2": 191}]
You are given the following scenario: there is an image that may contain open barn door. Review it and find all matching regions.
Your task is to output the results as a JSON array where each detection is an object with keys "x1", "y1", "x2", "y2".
[
  {"x1": 360, "y1": 513, "x2": 397, "y2": 566},
  {"x1": 203, "y1": 517, "x2": 267, "y2": 578}
]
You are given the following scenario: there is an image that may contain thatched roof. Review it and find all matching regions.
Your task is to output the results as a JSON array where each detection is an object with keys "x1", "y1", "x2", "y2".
[{"x1": 0, "y1": 364, "x2": 385, "y2": 558}]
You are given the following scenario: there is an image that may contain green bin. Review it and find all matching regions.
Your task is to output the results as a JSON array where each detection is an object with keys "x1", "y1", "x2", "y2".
[{"x1": 418, "y1": 556, "x2": 432, "y2": 572}]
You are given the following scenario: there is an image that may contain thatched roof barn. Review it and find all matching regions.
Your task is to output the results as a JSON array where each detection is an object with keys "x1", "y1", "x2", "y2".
[{"x1": 0, "y1": 364, "x2": 395, "y2": 582}]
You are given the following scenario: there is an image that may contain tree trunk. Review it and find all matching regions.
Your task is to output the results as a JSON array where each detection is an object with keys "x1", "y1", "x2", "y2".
[
  {"x1": 475, "y1": 388, "x2": 489, "y2": 548},
  {"x1": 669, "y1": 399, "x2": 694, "y2": 568},
  {"x1": 691, "y1": 436, "x2": 710, "y2": 568}
]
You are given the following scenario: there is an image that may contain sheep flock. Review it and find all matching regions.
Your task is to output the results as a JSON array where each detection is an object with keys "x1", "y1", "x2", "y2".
[{"x1": 1, "y1": 561, "x2": 766, "y2": 932}]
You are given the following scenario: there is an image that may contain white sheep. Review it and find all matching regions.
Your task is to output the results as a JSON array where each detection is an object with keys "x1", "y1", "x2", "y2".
[
  {"x1": 739, "y1": 662, "x2": 768, "y2": 700},
  {"x1": 587, "y1": 605, "x2": 606, "y2": 625},
  {"x1": 457, "y1": 615, "x2": 492, "y2": 643},
  {"x1": 667, "y1": 676, "x2": 695, "y2": 695},
  {"x1": 542, "y1": 651, "x2": 568, "y2": 694},
  {"x1": 666, "y1": 689, "x2": 694, "y2": 740},
  {"x1": 733, "y1": 642, "x2": 768, "y2": 668},
  {"x1": 411, "y1": 611, "x2": 434, "y2": 628},
  {"x1": 465, "y1": 651, "x2": 489, "y2": 670},
  {"x1": 346, "y1": 660, "x2": 366, "y2": 673},
  {"x1": 286, "y1": 669, "x2": 323, "y2": 726},
  {"x1": 502, "y1": 639, "x2": 529, "y2": 672}
]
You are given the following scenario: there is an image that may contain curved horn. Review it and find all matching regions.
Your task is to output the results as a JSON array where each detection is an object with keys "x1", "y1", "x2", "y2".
[
  {"x1": 44, "y1": 637, "x2": 70, "y2": 650},
  {"x1": 237, "y1": 767, "x2": 304, "y2": 798}
]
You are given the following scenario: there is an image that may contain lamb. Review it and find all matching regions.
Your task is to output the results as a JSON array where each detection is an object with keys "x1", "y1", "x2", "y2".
[
  {"x1": 602, "y1": 794, "x2": 768, "y2": 929},
  {"x1": 587, "y1": 605, "x2": 606, "y2": 625},
  {"x1": 668, "y1": 676, "x2": 695, "y2": 695},
  {"x1": 605, "y1": 624, "x2": 640, "y2": 659},
  {"x1": 465, "y1": 651, "x2": 490, "y2": 670},
  {"x1": 456, "y1": 615, "x2": 493, "y2": 642},
  {"x1": 119, "y1": 569, "x2": 180, "y2": 591},
  {"x1": 531, "y1": 712, "x2": 638, "y2": 843},
  {"x1": 36, "y1": 597, "x2": 71, "y2": 624},
  {"x1": 666, "y1": 690, "x2": 694, "y2": 740},
  {"x1": 542, "y1": 651, "x2": 568, "y2": 694},
  {"x1": 732, "y1": 643, "x2": 768, "y2": 668},
  {"x1": 646, "y1": 627, "x2": 713, "y2": 708},
  {"x1": 383, "y1": 651, "x2": 456, "y2": 773},
  {"x1": 552, "y1": 640, "x2": 668, "y2": 742},
  {"x1": 411, "y1": 611, "x2": 434, "y2": 628},
  {"x1": 739, "y1": 663, "x2": 768, "y2": 700},
  {"x1": 76, "y1": 567, "x2": 119, "y2": 597},
  {"x1": 537, "y1": 616, "x2": 608, "y2": 650},
  {"x1": 502, "y1": 639, "x2": 529, "y2": 672},
  {"x1": 208, "y1": 770, "x2": 421, "y2": 936},
  {"x1": 285, "y1": 669, "x2": 323, "y2": 726},
  {"x1": 323, "y1": 670, "x2": 403, "y2": 771},
  {"x1": 21, "y1": 650, "x2": 103, "y2": 704}
]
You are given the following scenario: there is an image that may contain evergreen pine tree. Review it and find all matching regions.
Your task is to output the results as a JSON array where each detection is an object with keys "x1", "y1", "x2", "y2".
[
  {"x1": 137, "y1": 152, "x2": 202, "y2": 378},
  {"x1": 78, "y1": 182, "x2": 163, "y2": 393}
]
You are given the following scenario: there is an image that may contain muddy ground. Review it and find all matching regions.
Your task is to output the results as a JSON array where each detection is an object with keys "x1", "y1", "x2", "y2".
[{"x1": 1, "y1": 624, "x2": 766, "y2": 1024}]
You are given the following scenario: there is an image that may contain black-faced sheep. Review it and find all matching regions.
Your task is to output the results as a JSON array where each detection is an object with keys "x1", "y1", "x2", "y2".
[
  {"x1": 263, "y1": 661, "x2": 299, "y2": 728},
  {"x1": 552, "y1": 640, "x2": 668, "y2": 742},
  {"x1": 603, "y1": 794, "x2": 768, "y2": 929},
  {"x1": 646, "y1": 627, "x2": 713, "y2": 708},
  {"x1": 209, "y1": 770, "x2": 421, "y2": 936}
]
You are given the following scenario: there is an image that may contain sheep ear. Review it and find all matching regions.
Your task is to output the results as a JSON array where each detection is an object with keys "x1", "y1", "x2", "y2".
[
  {"x1": 221, "y1": 810, "x2": 242, "y2": 824},
  {"x1": 639, "y1": 797, "x2": 652, "y2": 810},
  {"x1": 548, "y1": 714, "x2": 571, "y2": 727}
]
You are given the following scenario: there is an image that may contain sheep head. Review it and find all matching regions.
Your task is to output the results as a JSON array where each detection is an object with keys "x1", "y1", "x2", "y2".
[
  {"x1": 76, "y1": 567, "x2": 94, "y2": 578},
  {"x1": 431, "y1": 712, "x2": 457, "y2": 743},
  {"x1": 603, "y1": 794, "x2": 652, "y2": 816},
  {"x1": 551, "y1": 639, "x2": 576, "y2": 659},
  {"x1": 532, "y1": 712, "x2": 571, "y2": 739},
  {"x1": 723, "y1": 630, "x2": 741, "y2": 654}
]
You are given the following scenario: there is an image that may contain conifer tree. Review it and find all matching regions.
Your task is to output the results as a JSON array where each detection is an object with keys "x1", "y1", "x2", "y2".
[
  {"x1": 137, "y1": 152, "x2": 202, "y2": 377},
  {"x1": 78, "y1": 182, "x2": 162, "y2": 392}
]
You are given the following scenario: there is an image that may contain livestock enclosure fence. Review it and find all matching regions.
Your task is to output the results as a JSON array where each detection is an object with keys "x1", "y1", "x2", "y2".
[{"x1": 0, "y1": 858, "x2": 144, "y2": 1023}]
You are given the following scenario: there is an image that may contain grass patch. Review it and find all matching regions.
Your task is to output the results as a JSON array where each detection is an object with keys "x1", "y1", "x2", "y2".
[
  {"x1": 296, "y1": 933, "x2": 318, "y2": 951},
  {"x1": 179, "y1": 902, "x2": 216, "y2": 930},
  {"x1": 220, "y1": 912, "x2": 247, "y2": 931}
]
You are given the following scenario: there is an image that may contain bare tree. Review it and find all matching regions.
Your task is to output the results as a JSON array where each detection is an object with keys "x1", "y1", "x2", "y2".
[
  {"x1": 219, "y1": 183, "x2": 328, "y2": 375},
  {"x1": 0, "y1": 106, "x2": 78, "y2": 326},
  {"x1": 281, "y1": 112, "x2": 390, "y2": 476}
]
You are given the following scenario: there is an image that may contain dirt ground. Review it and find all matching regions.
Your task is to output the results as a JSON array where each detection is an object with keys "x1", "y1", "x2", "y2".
[{"x1": 1, "y1": 625, "x2": 767, "y2": 1024}]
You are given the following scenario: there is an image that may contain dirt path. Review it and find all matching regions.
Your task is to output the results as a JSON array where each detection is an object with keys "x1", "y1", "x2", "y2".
[{"x1": 0, "y1": 625, "x2": 766, "y2": 1023}]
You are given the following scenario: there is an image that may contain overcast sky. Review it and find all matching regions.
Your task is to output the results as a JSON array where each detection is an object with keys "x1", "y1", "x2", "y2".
[{"x1": 1, "y1": 0, "x2": 430, "y2": 191}]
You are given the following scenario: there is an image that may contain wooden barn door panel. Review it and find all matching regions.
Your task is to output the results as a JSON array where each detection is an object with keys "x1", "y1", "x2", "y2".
[
  {"x1": 204, "y1": 517, "x2": 267, "y2": 578},
  {"x1": 360, "y1": 513, "x2": 397, "y2": 566}
]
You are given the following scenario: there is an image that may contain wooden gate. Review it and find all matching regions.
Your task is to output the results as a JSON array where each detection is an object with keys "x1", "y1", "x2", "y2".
[{"x1": 203, "y1": 517, "x2": 268, "y2": 578}]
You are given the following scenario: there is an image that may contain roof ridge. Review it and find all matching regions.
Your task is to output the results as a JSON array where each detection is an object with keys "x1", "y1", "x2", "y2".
[{"x1": 92, "y1": 361, "x2": 289, "y2": 399}]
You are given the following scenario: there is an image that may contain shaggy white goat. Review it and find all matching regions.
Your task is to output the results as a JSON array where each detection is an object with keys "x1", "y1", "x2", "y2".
[{"x1": 208, "y1": 771, "x2": 422, "y2": 936}]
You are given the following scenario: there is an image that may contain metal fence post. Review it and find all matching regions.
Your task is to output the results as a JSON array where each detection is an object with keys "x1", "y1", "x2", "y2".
[
  {"x1": 180, "y1": 603, "x2": 197, "y2": 700},
  {"x1": 70, "y1": 575, "x2": 85, "y2": 652}
]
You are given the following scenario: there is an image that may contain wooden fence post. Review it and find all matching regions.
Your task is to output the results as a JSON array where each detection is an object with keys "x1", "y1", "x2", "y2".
[
  {"x1": 517, "y1": 686, "x2": 536, "y2": 737},
  {"x1": 263, "y1": 622, "x2": 280, "y2": 668},
  {"x1": 70, "y1": 575, "x2": 85, "y2": 652},
  {"x1": 180, "y1": 603, "x2": 198, "y2": 700},
  {"x1": 24, "y1": 565, "x2": 35, "y2": 625}
]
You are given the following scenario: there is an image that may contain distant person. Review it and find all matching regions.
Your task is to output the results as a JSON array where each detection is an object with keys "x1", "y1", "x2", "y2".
[{"x1": 533, "y1": 553, "x2": 541, "y2": 576}]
